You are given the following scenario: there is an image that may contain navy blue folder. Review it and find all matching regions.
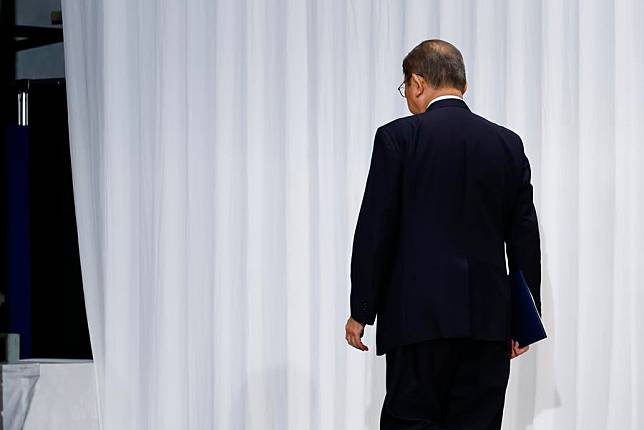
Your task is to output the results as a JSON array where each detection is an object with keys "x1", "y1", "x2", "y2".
[{"x1": 510, "y1": 270, "x2": 547, "y2": 347}]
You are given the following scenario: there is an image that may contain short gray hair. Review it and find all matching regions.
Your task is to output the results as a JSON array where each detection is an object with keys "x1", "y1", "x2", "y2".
[{"x1": 402, "y1": 39, "x2": 467, "y2": 92}]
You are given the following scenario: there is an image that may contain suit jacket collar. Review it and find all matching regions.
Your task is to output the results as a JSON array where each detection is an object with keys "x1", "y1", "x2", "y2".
[{"x1": 425, "y1": 97, "x2": 470, "y2": 113}]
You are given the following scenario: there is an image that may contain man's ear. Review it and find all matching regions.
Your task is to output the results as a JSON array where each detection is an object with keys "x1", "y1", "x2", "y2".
[
  {"x1": 463, "y1": 80, "x2": 468, "y2": 94},
  {"x1": 412, "y1": 73, "x2": 424, "y2": 96}
]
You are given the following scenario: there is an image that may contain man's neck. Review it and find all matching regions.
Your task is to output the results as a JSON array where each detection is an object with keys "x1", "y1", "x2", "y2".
[
  {"x1": 429, "y1": 87, "x2": 463, "y2": 99},
  {"x1": 426, "y1": 93, "x2": 463, "y2": 109}
]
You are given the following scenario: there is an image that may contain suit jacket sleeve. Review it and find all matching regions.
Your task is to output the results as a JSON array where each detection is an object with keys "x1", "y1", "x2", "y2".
[
  {"x1": 505, "y1": 137, "x2": 542, "y2": 316},
  {"x1": 350, "y1": 126, "x2": 403, "y2": 326}
]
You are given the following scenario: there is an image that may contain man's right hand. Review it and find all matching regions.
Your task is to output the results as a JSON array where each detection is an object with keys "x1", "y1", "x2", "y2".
[{"x1": 510, "y1": 339, "x2": 529, "y2": 359}]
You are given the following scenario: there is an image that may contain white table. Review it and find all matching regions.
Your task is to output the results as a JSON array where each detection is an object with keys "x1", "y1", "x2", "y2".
[{"x1": 1, "y1": 359, "x2": 99, "y2": 430}]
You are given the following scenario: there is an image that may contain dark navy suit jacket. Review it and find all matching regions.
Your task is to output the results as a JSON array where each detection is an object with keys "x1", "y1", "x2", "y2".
[{"x1": 349, "y1": 97, "x2": 541, "y2": 356}]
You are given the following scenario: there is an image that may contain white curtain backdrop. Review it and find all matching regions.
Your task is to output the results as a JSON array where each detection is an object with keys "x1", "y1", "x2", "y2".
[{"x1": 61, "y1": 0, "x2": 644, "y2": 429}]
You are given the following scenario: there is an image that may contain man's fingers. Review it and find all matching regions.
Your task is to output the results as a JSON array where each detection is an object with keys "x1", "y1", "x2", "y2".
[
  {"x1": 355, "y1": 336, "x2": 368, "y2": 351},
  {"x1": 347, "y1": 332, "x2": 368, "y2": 351},
  {"x1": 345, "y1": 317, "x2": 369, "y2": 351},
  {"x1": 358, "y1": 337, "x2": 368, "y2": 351},
  {"x1": 348, "y1": 334, "x2": 358, "y2": 350},
  {"x1": 351, "y1": 334, "x2": 367, "y2": 351},
  {"x1": 510, "y1": 340, "x2": 530, "y2": 358},
  {"x1": 514, "y1": 341, "x2": 529, "y2": 353}
]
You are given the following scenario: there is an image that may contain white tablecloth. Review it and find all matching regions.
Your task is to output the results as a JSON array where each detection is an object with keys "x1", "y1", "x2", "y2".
[{"x1": 1, "y1": 359, "x2": 99, "y2": 430}]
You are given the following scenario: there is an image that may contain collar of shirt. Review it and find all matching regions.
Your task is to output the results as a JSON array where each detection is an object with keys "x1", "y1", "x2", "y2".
[{"x1": 426, "y1": 94, "x2": 463, "y2": 109}]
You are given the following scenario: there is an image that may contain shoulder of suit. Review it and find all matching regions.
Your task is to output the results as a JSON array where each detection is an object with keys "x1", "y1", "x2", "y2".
[
  {"x1": 377, "y1": 113, "x2": 525, "y2": 153},
  {"x1": 472, "y1": 114, "x2": 524, "y2": 148},
  {"x1": 494, "y1": 123, "x2": 522, "y2": 144},
  {"x1": 376, "y1": 115, "x2": 419, "y2": 142}
]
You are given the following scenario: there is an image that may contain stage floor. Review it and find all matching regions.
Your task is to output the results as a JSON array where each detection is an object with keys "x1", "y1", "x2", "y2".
[{"x1": 1, "y1": 359, "x2": 99, "y2": 430}]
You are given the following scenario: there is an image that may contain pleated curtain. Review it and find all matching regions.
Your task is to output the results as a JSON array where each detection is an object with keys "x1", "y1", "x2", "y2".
[{"x1": 61, "y1": 0, "x2": 644, "y2": 428}]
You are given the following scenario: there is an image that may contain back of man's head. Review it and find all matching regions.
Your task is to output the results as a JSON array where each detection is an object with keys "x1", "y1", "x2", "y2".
[{"x1": 402, "y1": 39, "x2": 467, "y2": 92}]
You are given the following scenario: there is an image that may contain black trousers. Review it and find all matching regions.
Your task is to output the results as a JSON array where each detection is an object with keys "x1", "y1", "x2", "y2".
[{"x1": 380, "y1": 338, "x2": 511, "y2": 430}]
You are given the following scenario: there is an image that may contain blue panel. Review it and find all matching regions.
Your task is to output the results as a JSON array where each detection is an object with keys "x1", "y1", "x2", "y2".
[{"x1": 5, "y1": 125, "x2": 32, "y2": 358}]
